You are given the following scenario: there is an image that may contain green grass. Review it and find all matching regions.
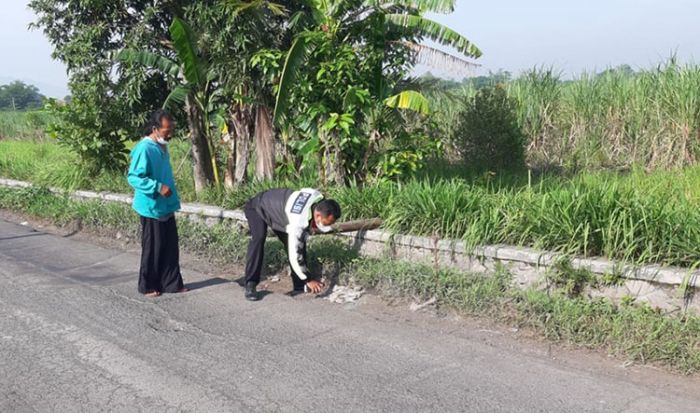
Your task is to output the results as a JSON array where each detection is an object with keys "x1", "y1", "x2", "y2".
[
  {"x1": 3, "y1": 185, "x2": 699, "y2": 374},
  {"x1": 327, "y1": 171, "x2": 700, "y2": 267},
  {"x1": 0, "y1": 139, "x2": 132, "y2": 193},
  {"x1": 0, "y1": 110, "x2": 54, "y2": 141},
  {"x1": 4, "y1": 139, "x2": 700, "y2": 268},
  {"x1": 434, "y1": 59, "x2": 700, "y2": 172}
]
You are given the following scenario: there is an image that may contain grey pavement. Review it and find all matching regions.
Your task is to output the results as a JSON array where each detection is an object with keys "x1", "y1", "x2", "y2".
[{"x1": 1, "y1": 219, "x2": 699, "y2": 413}]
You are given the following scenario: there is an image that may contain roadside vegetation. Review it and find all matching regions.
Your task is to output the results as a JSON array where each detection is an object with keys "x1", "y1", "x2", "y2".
[
  {"x1": 4, "y1": 137, "x2": 700, "y2": 269},
  {"x1": 0, "y1": 110, "x2": 53, "y2": 140},
  {"x1": 432, "y1": 60, "x2": 700, "y2": 172}
]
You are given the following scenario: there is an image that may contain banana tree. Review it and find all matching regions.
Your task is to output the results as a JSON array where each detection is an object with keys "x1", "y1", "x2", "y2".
[
  {"x1": 271, "y1": 0, "x2": 481, "y2": 185},
  {"x1": 190, "y1": 0, "x2": 291, "y2": 186},
  {"x1": 273, "y1": 0, "x2": 480, "y2": 121},
  {"x1": 117, "y1": 17, "x2": 221, "y2": 193}
]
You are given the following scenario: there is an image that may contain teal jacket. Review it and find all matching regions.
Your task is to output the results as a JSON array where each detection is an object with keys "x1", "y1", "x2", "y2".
[{"x1": 127, "y1": 138, "x2": 181, "y2": 219}]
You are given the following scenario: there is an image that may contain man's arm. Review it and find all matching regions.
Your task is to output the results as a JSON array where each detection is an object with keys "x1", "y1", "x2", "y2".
[
  {"x1": 127, "y1": 148, "x2": 163, "y2": 197},
  {"x1": 286, "y1": 225, "x2": 311, "y2": 281}
]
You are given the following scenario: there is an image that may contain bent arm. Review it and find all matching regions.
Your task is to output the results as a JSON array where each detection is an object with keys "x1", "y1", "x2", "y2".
[
  {"x1": 127, "y1": 150, "x2": 161, "y2": 196},
  {"x1": 286, "y1": 225, "x2": 311, "y2": 281}
]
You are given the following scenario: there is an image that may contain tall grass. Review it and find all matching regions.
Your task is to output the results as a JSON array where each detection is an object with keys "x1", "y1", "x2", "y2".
[
  {"x1": 365, "y1": 173, "x2": 700, "y2": 267},
  {"x1": 435, "y1": 59, "x2": 700, "y2": 172},
  {"x1": 0, "y1": 110, "x2": 54, "y2": 140},
  {"x1": 0, "y1": 139, "x2": 131, "y2": 192}
]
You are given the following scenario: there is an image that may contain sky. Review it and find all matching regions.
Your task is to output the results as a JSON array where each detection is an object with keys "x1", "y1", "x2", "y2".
[{"x1": 2, "y1": 1, "x2": 700, "y2": 97}]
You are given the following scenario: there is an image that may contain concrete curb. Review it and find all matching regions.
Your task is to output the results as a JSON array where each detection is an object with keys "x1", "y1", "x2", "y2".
[{"x1": 2, "y1": 177, "x2": 699, "y2": 293}]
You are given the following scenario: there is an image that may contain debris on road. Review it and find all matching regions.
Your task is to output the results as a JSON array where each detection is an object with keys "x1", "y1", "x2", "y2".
[
  {"x1": 410, "y1": 296, "x2": 437, "y2": 312},
  {"x1": 325, "y1": 285, "x2": 364, "y2": 304}
]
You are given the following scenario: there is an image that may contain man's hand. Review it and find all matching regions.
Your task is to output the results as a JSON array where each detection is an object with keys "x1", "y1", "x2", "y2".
[
  {"x1": 159, "y1": 184, "x2": 173, "y2": 198},
  {"x1": 306, "y1": 279, "x2": 324, "y2": 294}
]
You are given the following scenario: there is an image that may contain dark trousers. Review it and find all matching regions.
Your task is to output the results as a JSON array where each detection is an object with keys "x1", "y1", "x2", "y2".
[
  {"x1": 139, "y1": 215, "x2": 184, "y2": 294},
  {"x1": 244, "y1": 203, "x2": 306, "y2": 290}
]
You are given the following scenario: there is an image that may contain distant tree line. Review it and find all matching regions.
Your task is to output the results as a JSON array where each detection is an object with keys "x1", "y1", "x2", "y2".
[{"x1": 0, "y1": 81, "x2": 46, "y2": 111}]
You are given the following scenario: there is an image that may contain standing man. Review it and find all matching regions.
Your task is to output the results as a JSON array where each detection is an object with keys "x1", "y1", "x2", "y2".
[
  {"x1": 243, "y1": 188, "x2": 341, "y2": 301},
  {"x1": 127, "y1": 110, "x2": 187, "y2": 297}
]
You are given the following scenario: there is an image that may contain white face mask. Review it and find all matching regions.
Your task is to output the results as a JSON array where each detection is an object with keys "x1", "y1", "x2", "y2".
[
  {"x1": 151, "y1": 128, "x2": 169, "y2": 145},
  {"x1": 315, "y1": 219, "x2": 334, "y2": 233}
]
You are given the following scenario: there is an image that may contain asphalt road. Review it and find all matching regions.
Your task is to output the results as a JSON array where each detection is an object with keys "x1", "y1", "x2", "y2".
[{"x1": 1, "y1": 219, "x2": 700, "y2": 413}]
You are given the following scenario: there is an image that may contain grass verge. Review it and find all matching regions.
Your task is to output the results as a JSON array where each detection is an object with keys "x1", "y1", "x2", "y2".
[
  {"x1": 6, "y1": 139, "x2": 700, "y2": 268},
  {"x1": 2, "y1": 186, "x2": 700, "y2": 374}
]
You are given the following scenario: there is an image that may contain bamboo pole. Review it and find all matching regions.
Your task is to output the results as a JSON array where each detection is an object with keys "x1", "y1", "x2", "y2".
[{"x1": 312, "y1": 218, "x2": 383, "y2": 235}]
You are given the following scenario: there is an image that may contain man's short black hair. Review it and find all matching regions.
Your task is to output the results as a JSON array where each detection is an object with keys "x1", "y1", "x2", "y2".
[
  {"x1": 144, "y1": 109, "x2": 173, "y2": 135},
  {"x1": 314, "y1": 199, "x2": 341, "y2": 219}
]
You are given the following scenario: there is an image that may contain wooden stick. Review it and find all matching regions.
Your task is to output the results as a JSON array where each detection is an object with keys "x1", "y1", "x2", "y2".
[{"x1": 312, "y1": 218, "x2": 383, "y2": 235}]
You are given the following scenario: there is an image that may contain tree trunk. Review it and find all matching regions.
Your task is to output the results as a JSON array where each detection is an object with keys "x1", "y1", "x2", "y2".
[
  {"x1": 332, "y1": 132, "x2": 346, "y2": 186},
  {"x1": 318, "y1": 126, "x2": 328, "y2": 187},
  {"x1": 186, "y1": 94, "x2": 214, "y2": 193},
  {"x1": 223, "y1": 120, "x2": 235, "y2": 189},
  {"x1": 230, "y1": 104, "x2": 253, "y2": 186},
  {"x1": 254, "y1": 105, "x2": 276, "y2": 181},
  {"x1": 359, "y1": 129, "x2": 380, "y2": 186}
]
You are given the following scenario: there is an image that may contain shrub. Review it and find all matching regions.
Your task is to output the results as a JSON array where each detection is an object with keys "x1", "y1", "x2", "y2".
[
  {"x1": 46, "y1": 97, "x2": 130, "y2": 174},
  {"x1": 455, "y1": 85, "x2": 527, "y2": 172}
]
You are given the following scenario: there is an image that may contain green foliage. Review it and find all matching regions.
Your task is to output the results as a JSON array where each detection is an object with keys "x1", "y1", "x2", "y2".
[
  {"x1": 547, "y1": 258, "x2": 598, "y2": 297},
  {"x1": 0, "y1": 111, "x2": 53, "y2": 140},
  {"x1": 46, "y1": 98, "x2": 130, "y2": 173},
  {"x1": 432, "y1": 58, "x2": 700, "y2": 173},
  {"x1": 455, "y1": 85, "x2": 526, "y2": 172},
  {"x1": 0, "y1": 81, "x2": 45, "y2": 110},
  {"x1": 383, "y1": 14, "x2": 482, "y2": 58},
  {"x1": 270, "y1": 0, "x2": 480, "y2": 185},
  {"x1": 10, "y1": 139, "x2": 700, "y2": 269},
  {"x1": 29, "y1": 0, "x2": 177, "y2": 169},
  {"x1": 384, "y1": 90, "x2": 430, "y2": 114}
]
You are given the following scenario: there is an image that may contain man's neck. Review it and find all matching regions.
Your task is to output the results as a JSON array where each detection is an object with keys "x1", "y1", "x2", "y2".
[{"x1": 148, "y1": 134, "x2": 166, "y2": 149}]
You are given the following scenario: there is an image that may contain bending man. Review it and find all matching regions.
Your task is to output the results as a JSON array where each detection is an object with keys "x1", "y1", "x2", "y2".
[{"x1": 243, "y1": 188, "x2": 341, "y2": 301}]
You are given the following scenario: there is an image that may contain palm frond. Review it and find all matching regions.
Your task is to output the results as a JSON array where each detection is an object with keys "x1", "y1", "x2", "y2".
[
  {"x1": 163, "y1": 86, "x2": 191, "y2": 110},
  {"x1": 273, "y1": 33, "x2": 318, "y2": 125},
  {"x1": 169, "y1": 18, "x2": 205, "y2": 86},
  {"x1": 401, "y1": 41, "x2": 479, "y2": 76},
  {"x1": 371, "y1": 0, "x2": 455, "y2": 14},
  {"x1": 385, "y1": 90, "x2": 430, "y2": 114},
  {"x1": 385, "y1": 14, "x2": 482, "y2": 58},
  {"x1": 115, "y1": 49, "x2": 180, "y2": 78},
  {"x1": 226, "y1": 0, "x2": 288, "y2": 16},
  {"x1": 302, "y1": 0, "x2": 327, "y2": 25}
]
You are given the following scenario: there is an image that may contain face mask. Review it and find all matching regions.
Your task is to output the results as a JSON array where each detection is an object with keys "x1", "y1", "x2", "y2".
[
  {"x1": 315, "y1": 219, "x2": 334, "y2": 233},
  {"x1": 152, "y1": 129, "x2": 169, "y2": 146}
]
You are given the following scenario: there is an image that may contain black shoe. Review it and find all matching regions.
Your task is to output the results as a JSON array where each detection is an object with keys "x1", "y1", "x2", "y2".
[
  {"x1": 245, "y1": 282, "x2": 260, "y2": 301},
  {"x1": 287, "y1": 284, "x2": 307, "y2": 297}
]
